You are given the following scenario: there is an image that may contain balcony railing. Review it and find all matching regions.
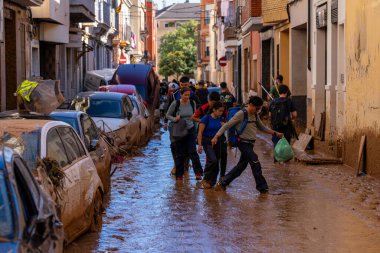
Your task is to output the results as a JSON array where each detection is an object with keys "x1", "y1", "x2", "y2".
[{"x1": 12, "y1": 0, "x2": 44, "y2": 6}]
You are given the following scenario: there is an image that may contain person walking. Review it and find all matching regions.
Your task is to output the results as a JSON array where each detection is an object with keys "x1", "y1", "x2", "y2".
[
  {"x1": 220, "y1": 82, "x2": 236, "y2": 109},
  {"x1": 166, "y1": 87, "x2": 203, "y2": 181},
  {"x1": 197, "y1": 101, "x2": 225, "y2": 189},
  {"x1": 270, "y1": 75, "x2": 291, "y2": 99},
  {"x1": 192, "y1": 92, "x2": 228, "y2": 178},
  {"x1": 195, "y1": 80, "x2": 209, "y2": 105},
  {"x1": 269, "y1": 84, "x2": 297, "y2": 162},
  {"x1": 211, "y1": 96, "x2": 284, "y2": 193}
]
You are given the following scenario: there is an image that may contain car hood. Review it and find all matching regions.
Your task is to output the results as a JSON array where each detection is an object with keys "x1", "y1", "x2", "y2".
[
  {"x1": 0, "y1": 242, "x2": 20, "y2": 252},
  {"x1": 92, "y1": 117, "x2": 128, "y2": 132}
]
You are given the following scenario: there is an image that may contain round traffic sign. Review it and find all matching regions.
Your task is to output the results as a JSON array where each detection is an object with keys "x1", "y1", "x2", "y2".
[
  {"x1": 218, "y1": 56, "x2": 227, "y2": 67},
  {"x1": 119, "y1": 55, "x2": 127, "y2": 64}
]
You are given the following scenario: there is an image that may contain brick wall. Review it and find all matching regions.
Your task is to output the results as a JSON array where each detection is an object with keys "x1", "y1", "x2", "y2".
[
  {"x1": 262, "y1": 0, "x2": 288, "y2": 23},
  {"x1": 242, "y1": 0, "x2": 261, "y2": 24}
]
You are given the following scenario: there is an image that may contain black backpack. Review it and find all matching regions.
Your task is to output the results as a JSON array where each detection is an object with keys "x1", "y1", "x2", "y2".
[{"x1": 270, "y1": 98, "x2": 291, "y2": 128}]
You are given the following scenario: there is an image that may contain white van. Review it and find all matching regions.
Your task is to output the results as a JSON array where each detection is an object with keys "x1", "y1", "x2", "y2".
[{"x1": 83, "y1": 69, "x2": 115, "y2": 91}]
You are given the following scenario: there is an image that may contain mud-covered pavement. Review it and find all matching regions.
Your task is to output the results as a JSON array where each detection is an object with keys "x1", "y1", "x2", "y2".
[{"x1": 66, "y1": 129, "x2": 380, "y2": 252}]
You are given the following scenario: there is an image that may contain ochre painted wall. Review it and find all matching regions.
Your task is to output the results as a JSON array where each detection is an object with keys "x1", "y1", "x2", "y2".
[{"x1": 345, "y1": 0, "x2": 380, "y2": 176}]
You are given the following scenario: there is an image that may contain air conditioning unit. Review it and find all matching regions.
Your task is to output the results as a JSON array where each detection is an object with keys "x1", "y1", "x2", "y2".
[
  {"x1": 331, "y1": 0, "x2": 338, "y2": 24},
  {"x1": 316, "y1": 4, "x2": 327, "y2": 29}
]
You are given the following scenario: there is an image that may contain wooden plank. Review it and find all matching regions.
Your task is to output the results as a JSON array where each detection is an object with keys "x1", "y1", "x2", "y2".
[
  {"x1": 292, "y1": 133, "x2": 313, "y2": 151},
  {"x1": 356, "y1": 135, "x2": 366, "y2": 175}
]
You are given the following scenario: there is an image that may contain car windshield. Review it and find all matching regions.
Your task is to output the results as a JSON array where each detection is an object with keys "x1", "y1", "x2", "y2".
[
  {"x1": 50, "y1": 116, "x2": 80, "y2": 133},
  {"x1": 0, "y1": 171, "x2": 15, "y2": 240},
  {"x1": 80, "y1": 99, "x2": 123, "y2": 118},
  {"x1": 0, "y1": 130, "x2": 40, "y2": 169}
]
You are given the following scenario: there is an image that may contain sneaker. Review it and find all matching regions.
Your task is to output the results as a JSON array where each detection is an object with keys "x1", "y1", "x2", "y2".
[
  {"x1": 201, "y1": 180, "x2": 212, "y2": 189},
  {"x1": 259, "y1": 188, "x2": 269, "y2": 194},
  {"x1": 214, "y1": 182, "x2": 226, "y2": 191},
  {"x1": 195, "y1": 173, "x2": 202, "y2": 180}
]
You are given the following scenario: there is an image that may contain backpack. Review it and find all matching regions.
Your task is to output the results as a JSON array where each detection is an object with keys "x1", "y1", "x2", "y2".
[
  {"x1": 227, "y1": 107, "x2": 249, "y2": 147},
  {"x1": 270, "y1": 99, "x2": 291, "y2": 129}
]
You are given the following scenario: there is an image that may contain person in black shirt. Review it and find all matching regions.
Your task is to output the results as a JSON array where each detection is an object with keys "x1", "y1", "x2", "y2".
[
  {"x1": 220, "y1": 82, "x2": 236, "y2": 109},
  {"x1": 269, "y1": 84, "x2": 297, "y2": 162},
  {"x1": 195, "y1": 80, "x2": 209, "y2": 105}
]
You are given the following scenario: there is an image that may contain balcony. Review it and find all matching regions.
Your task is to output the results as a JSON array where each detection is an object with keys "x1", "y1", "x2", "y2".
[
  {"x1": 31, "y1": 0, "x2": 69, "y2": 25},
  {"x1": 224, "y1": 26, "x2": 238, "y2": 48},
  {"x1": 70, "y1": 0, "x2": 96, "y2": 23},
  {"x1": 11, "y1": 0, "x2": 44, "y2": 6}
]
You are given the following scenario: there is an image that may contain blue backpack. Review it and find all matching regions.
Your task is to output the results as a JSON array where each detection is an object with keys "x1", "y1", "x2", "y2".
[{"x1": 227, "y1": 107, "x2": 249, "y2": 147}]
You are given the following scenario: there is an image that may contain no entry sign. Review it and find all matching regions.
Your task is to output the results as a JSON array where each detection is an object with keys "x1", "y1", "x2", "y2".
[
  {"x1": 218, "y1": 56, "x2": 227, "y2": 67},
  {"x1": 119, "y1": 55, "x2": 127, "y2": 64}
]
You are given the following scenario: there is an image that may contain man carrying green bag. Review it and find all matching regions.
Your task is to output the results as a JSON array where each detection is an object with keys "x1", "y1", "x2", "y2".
[
  {"x1": 269, "y1": 84, "x2": 297, "y2": 162},
  {"x1": 274, "y1": 138, "x2": 294, "y2": 162}
]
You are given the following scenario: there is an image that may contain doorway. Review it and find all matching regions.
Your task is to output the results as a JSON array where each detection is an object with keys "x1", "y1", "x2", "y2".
[{"x1": 4, "y1": 9, "x2": 17, "y2": 110}]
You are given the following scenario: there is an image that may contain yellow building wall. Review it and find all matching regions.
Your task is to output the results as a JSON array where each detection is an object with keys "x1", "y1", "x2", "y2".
[
  {"x1": 262, "y1": 0, "x2": 288, "y2": 24},
  {"x1": 346, "y1": 0, "x2": 380, "y2": 176}
]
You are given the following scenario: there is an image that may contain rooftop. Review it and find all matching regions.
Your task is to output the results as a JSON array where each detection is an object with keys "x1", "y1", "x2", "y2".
[{"x1": 156, "y1": 3, "x2": 200, "y2": 20}]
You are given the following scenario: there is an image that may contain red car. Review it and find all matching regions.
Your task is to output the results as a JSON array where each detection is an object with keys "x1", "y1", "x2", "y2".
[{"x1": 98, "y1": 84, "x2": 147, "y2": 107}]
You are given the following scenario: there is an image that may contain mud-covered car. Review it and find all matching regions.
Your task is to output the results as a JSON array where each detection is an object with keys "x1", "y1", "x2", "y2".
[
  {"x1": 70, "y1": 92, "x2": 140, "y2": 149},
  {"x1": 0, "y1": 119, "x2": 104, "y2": 244},
  {"x1": 129, "y1": 95, "x2": 152, "y2": 145},
  {"x1": 0, "y1": 146, "x2": 63, "y2": 253},
  {"x1": 50, "y1": 111, "x2": 112, "y2": 192}
]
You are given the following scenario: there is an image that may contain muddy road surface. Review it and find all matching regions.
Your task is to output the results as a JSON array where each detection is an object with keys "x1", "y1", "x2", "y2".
[{"x1": 66, "y1": 130, "x2": 380, "y2": 252}]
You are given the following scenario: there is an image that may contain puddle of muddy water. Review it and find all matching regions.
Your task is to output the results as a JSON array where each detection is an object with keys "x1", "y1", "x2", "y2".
[{"x1": 65, "y1": 129, "x2": 380, "y2": 253}]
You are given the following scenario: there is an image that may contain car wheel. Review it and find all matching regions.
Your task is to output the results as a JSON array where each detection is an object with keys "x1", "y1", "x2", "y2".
[{"x1": 90, "y1": 189, "x2": 103, "y2": 232}]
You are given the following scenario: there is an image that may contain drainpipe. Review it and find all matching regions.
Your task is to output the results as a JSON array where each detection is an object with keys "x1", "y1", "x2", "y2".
[{"x1": 308, "y1": 0, "x2": 311, "y2": 70}]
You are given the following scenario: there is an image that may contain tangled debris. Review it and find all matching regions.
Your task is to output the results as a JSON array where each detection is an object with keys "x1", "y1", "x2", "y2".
[{"x1": 37, "y1": 157, "x2": 66, "y2": 200}]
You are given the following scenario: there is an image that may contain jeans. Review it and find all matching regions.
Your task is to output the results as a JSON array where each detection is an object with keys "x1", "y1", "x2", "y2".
[
  {"x1": 202, "y1": 137, "x2": 221, "y2": 186},
  {"x1": 272, "y1": 126, "x2": 293, "y2": 146},
  {"x1": 220, "y1": 135, "x2": 227, "y2": 177},
  {"x1": 173, "y1": 127, "x2": 203, "y2": 177},
  {"x1": 220, "y1": 141, "x2": 268, "y2": 191}
]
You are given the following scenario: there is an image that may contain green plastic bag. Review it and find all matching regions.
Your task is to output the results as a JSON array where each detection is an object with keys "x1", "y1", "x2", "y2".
[{"x1": 274, "y1": 138, "x2": 294, "y2": 162}]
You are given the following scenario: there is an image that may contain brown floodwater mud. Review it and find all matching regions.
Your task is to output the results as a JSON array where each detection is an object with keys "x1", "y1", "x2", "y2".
[{"x1": 65, "y1": 130, "x2": 380, "y2": 253}]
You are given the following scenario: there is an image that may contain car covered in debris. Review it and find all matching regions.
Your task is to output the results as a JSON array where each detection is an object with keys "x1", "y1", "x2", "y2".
[
  {"x1": 83, "y1": 69, "x2": 115, "y2": 92},
  {"x1": 0, "y1": 119, "x2": 104, "y2": 244},
  {"x1": 70, "y1": 92, "x2": 141, "y2": 149},
  {"x1": 128, "y1": 95, "x2": 152, "y2": 145},
  {"x1": 0, "y1": 146, "x2": 63, "y2": 253},
  {"x1": 49, "y1": 110, "x2": 112, "y2": 192}
]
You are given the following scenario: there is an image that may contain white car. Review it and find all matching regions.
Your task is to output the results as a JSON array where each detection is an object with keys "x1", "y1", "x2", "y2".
[
  {"x1": 71, "y1": 92, "x2": 141, "y2": 149},
  {"x1": 0, "y1": 119, "x2": 104, "y2": 244}
]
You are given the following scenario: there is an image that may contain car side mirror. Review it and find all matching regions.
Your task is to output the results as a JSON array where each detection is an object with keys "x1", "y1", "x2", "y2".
[
  {"x1": 127, "y1": 111, "x2": 132, "y2": 120},
  {"x1": 89, "y1": 139, "x2": 99, "y2": 151}
]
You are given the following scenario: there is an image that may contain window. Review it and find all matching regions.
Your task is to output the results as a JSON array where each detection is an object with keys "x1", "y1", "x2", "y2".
[
  {"x1": 124, "y1": 96, "x2": 134, "y2": 112},
  {"x1": 57, "y1": 127, "x2": 84, "y2": 163},
  {"x1": 204, "y1": 11, "x2": 210, "y2": 25},
  {"x1": 81, "y1": 115, "x2": 100, "y2": 149},
  {"x1": 0, "y1": 172, "x2": 15, "y2": 239},
  {"x1": 164, "y1": 22, "x2": 175, "y2": 28},
  {"x1": 130, "y1": 97, "x2": 140, "y2": 115},
  {"x1": 85, "y1": 99, "x2": 123, "y2": 118},
  {"x1": 14, "y1": 161, "x2": 39, "y2": 225},
  {"x1": 205, "y1": 46, "x2": 210, "y2": 57},
  {"x1": 47, "y1": 129, "x2": 69, "y2": 168}
]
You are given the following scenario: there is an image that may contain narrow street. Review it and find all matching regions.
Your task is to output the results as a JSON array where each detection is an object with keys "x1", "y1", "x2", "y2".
[{"x1": 66, "y1": 129, "x2": 380, "y2": 253}]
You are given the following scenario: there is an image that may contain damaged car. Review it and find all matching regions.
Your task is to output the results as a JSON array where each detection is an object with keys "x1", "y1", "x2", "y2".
[
  {"x1": 0, "y1": 119, "x2": 104, "y2": 244},
  {"x1": 0, "y1": 146, "x2": 63, "y2": 253},
  {"x1": 70, "y1": 92, "x2": 141, "y2": 150},
  {"x1": 49, "y1": 111, "x2": 112, "y2": 192}
]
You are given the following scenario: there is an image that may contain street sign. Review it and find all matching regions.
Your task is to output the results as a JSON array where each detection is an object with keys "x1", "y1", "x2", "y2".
[
  {"x1": 119, "y1": 55, "x2": 127, "y2": 64},
  {"x1": 218, "y1": 56, "x2": 227, "y2": 67}
]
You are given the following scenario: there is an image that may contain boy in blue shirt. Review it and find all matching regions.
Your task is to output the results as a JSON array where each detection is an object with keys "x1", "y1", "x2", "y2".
[{"x1": 197, "y1": 101, "x2": 225, "y2": 188}]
